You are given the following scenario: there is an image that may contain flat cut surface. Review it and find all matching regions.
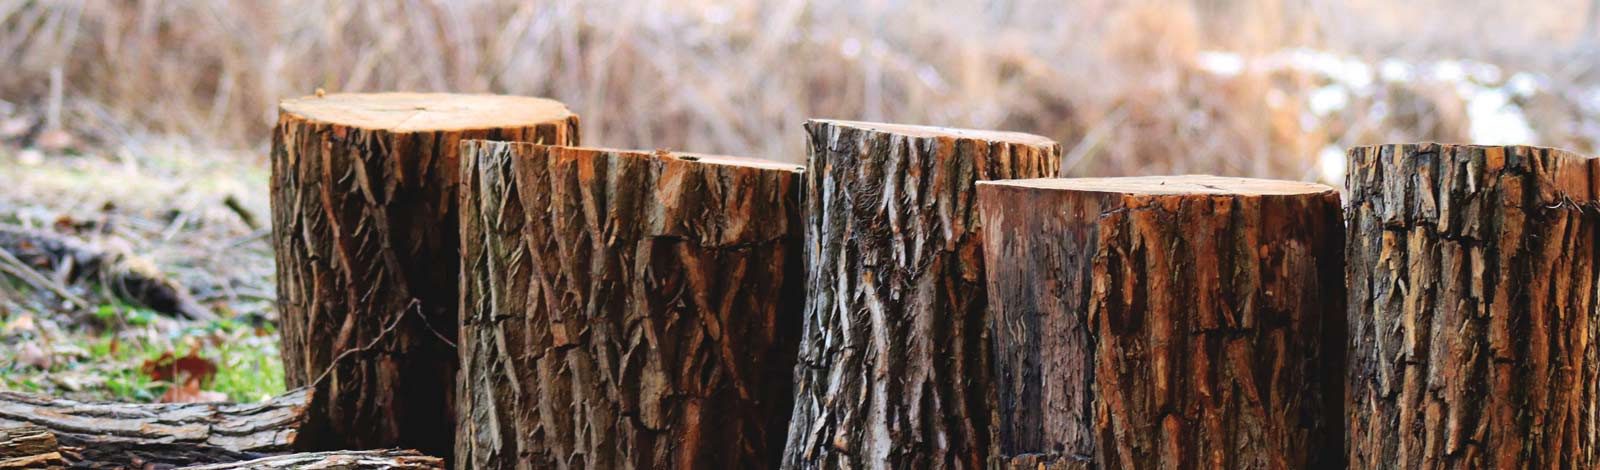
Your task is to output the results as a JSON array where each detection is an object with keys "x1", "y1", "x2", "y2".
[
  {"x1": 279, "y1": 92, "x2": 574, "y2": 132},
  {"x1": 809, "y1": 119, "x2": 1056, "y2": 146},
  {"x1": 982, "y1": 174, "x2": 1332, "y2": 196}
]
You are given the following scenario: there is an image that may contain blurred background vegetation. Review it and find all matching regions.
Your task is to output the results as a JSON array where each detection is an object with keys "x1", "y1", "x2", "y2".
[{"x1": 1, "y1": 0, "x2": 1597, "y2": 402}]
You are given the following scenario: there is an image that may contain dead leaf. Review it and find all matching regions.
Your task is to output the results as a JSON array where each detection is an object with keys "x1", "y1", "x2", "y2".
[
  {"x1": 141, "y1": 351, "x2": 218, "y2": 384},
  {"x1": 159, "y1": 376, "x2": 227, "y2": 403}
]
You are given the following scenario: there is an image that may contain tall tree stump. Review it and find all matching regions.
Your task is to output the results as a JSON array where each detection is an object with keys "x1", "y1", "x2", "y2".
[
  {"x1": 1346, "y1": 143, "x2": 1600, "y2": 469},
  {"x1": 456, "y1": 142, "x2": 804, "y2": 469},
  {"x1": 978, "y1": 176, "x2": 1346, "y2": 469},
  {"x1": 783, "y1": 120, "x2": 1061, "y2": 469},
  {"x1": 271, "y1": 93, "x2": 579, "y2": 458}
]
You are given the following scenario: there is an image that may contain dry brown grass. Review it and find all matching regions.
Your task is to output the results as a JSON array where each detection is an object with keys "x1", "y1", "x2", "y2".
[{"x1": 3, "y1": 0, "x2": 1599, "y2": 178}]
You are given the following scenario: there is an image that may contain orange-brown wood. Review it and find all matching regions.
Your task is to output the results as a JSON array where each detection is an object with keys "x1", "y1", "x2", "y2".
[{"x1": 979, "y1": 175, "x2": 1345, "y2": 469}]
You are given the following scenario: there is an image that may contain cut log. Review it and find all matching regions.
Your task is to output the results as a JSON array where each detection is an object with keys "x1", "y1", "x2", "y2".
[
  {"x1": 1346, "y1": 143, "x2": 1600, "y2": 469},
  {"x1": 783, "y1": 120, "x2": 1062, "y2": 469},
  {"x1": 271, "y1": 92, "x2": 579, "y2": 458},
  {"x1": 456, "y1": 142, "x2": 804, "y2": 469},
  {"x1": 0, "y1": 425, "x2": 65, "y2": 470},
  {"x1": 176, "y1": 449, "x2": 443, "y2": 469},
  {"x1": 977, "y1": 175, "x2": 1346, "y2": 469},
  {"x1": 0, "y1": 388, "x2": 307, "y2": 468}
]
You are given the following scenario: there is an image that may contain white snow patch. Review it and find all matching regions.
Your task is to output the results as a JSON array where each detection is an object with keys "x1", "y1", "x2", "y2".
[
  {"x1": 1467, "y1": 87, "x2": 1536, "y2": 145},
  {"x1": 1309, "y1": 85, "x2": 1349, "y2": 117},
  {"x1": 1196, "y1": 51, "x2": 1245, "y2": 77},
  {"x1": 1319, "y1": 146, "x2": 1346, "y2": 186}
]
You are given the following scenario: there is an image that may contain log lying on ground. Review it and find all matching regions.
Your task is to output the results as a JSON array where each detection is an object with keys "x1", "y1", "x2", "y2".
[
  {"x1": 0, "y1": 425, "x2": 65, "y2": 470},
  {"x1": 457, "y1": 142, "x2": 804, "y2": 469},
  {"x1": 177, "y1": 449, "x2": 443, "y2": 469},
  {"x1": 783, "y1": 120, "x2": 1061, "y2": 469},
  {"x1": 0, "y1": 388, "x2": 307, "y2": 468},
  {"x1": 271, "y1": 92, "x2": 578, "y2": 458},
  {"x1": 977, "y1": 176, "x2": 1346, "y2": 469},
  {"x1": 1346, "y1": 144, "x2": 1600, "y2": 469}
]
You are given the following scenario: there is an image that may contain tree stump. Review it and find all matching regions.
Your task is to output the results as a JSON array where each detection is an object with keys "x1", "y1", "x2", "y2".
[
  {"x1": 783, "y1": 120, "x2": 1061, "y2": 469},
  {"x1": 456, "y1": 142, "x2": 804, "y2": 469},
  {"x1": 977, "y1": 176, "x2": 1346, "y2": 469},
  {"x1": 0, "y1": 425, "x2": 64, "y2": 470},
  {"x1": 1346, "y1": 143, "x2": 1600, "y2": 469},
  {"x1": 0, "y1": 388, "x2": 308, "y2": 467},
  {"x1": 271, "y1": 92, "x2": 579, "y2": 458}
]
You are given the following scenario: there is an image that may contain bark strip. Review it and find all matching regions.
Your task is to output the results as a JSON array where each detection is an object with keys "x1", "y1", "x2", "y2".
[
  {"x1": 176, "y1": 449, "x2": 443, "y2": 469},
  {"x1": 0, "y1": 425, "x2": 65, "y2": 470}
]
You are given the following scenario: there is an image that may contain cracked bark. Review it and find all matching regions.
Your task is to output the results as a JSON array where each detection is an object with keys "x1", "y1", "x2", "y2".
[
  {"x1": 270, "y1": 93, "x2": 578, "y2": 458},
  {"x1": 782, "y1": 120, "x2": 1061, "y2": 470},
  {"x1": 0, "y1": 388, "x2": 307, "y2": 468},
  {"x1": 456, "y1": 142, "x2": 804, "y2": 469},
  {"x1": 977, "y1": 176, "x2": 1346, "y2": 469},
  {"x1": 0, "y1": 425, "x2": 64, "y2": 470},
  {"x1": 1346, "y1": 143, "x2": 1600, "y2": 469}
]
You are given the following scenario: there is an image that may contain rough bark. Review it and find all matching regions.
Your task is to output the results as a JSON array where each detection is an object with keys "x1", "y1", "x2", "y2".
[
  {"x1": 176, "y1": 449, "x2": 444, "y2": 469},
  {"x1": 456, "y1": 142, "x2": 804, "y2": 469},
  {"x1": 977, "y1": 176, "x2": 1346, "y2": 469},
  {"x1": 0, "y1": 388, "x2": 308, "y2": 468},
  {"x1": 0, "y1": 425, "x2": 65, "y2": 470},
  {"x1": 271, "y1": 92, "x2": 578, "y2": 458},
  {"x1": 1346, "y1": 143, "x2": 1600, "y2": 469},
  {"x1": 783, "y1": 120, "x2": 1062, "y2": 469}
]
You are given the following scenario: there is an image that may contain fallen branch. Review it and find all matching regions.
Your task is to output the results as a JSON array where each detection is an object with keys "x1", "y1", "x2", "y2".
[
  {"x1": 176, "y1": 449, "x2": 443, "y2": 469},
  {"x1": 0, "y1": 224, "x2": 214, "y2": 320},
  {"x1": 0, "y1": 245, "x2": 88, "y2": 309},
  {"x1": 0, "y1": 388, "x2": 308, "y2": 468}
]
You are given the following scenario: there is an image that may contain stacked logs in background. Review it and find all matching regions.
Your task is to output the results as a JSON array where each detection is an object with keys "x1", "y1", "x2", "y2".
[
  {"x1": 978, "y1": 176, "x2": 1346, "y2": 469},
  {"x1": 270, "y1": 92, "x2": 578, "y2": 458},
  {"x1": 455, "y1": 143, "x2": 805, "y2": 469},
  {"x1": 782, "y1": 120, "x2": 1062, "y2": 469}
]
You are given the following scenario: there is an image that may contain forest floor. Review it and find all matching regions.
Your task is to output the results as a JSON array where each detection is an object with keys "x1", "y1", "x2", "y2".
[{"x1": 0, "y1": 133, "x2": 283, "y2": 403}]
